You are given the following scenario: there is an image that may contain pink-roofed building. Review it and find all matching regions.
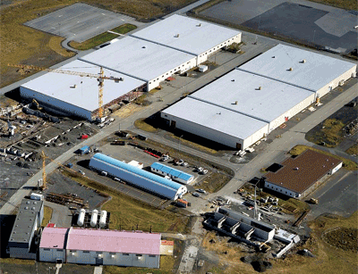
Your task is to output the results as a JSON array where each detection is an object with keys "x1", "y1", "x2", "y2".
[
  {"x1": 39, "y1": 227, "x2": 68, "y2": 263},
  {"x1": 66, "y1": 228, "x2": 161, "y2": 268}
]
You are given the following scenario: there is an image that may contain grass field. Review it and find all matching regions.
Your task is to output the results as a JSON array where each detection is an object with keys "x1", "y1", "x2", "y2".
[
  {"x1": 69, "y1": 24, "x2": 137, "y2": 50},
  {"x1": 346, "y1": 143, "x2": 358, "y2": 155},
  {"x1": 41, "y1": 206, "x2": 53, "y2": 227},
  {"x1": 306, "y1": 119, "x2": 346, "y2": 147},
  {"x1": 62, "y1": 170, "x2": 191, "y2": 233},
  {"x1": 289, "y1": 145, "x2": 358, "y2": 171},
  {"x1": 307, "y1": 0, "x2": 357, "y2": 10},
  {"x1": 0, "y1": 0, "x2": 195, "y2": 88}
]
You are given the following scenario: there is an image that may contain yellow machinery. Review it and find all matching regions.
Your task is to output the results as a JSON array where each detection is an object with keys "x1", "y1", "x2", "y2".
[{"x1": 8, "y1": 64, "x2": 123, "y2": 119}]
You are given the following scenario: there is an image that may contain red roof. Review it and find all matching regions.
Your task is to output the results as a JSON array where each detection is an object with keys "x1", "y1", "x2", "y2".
[{"x1": 46, "y1": 223, "x2": 56, "y2": 227}]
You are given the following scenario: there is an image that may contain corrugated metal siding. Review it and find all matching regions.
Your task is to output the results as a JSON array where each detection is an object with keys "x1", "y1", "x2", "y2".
[
  {"x1": 89, "y1": 154, "x2": 186, "y2": 200},
  {"x1": 151, "y1": 162, "x2": 193, "y2": 182}
]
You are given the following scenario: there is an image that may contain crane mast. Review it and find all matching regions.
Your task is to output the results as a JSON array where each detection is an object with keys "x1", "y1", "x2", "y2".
[{"x1": 8, "y1": 63, "x2": 123, "y2": 119}]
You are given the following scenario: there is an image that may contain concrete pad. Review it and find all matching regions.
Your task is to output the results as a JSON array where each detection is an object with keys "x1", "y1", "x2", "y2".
[
  {"x1": 315, "y1": 10, "x2": 358, "y2": 37},
  {"x1": 24, "y1": 3, "x2": 140, "y2": 43}
]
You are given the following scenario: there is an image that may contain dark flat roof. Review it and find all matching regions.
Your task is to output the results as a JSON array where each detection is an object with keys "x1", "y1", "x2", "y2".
[{"x1": 265, "y1": 149, "x2": 342, "y2": 194}]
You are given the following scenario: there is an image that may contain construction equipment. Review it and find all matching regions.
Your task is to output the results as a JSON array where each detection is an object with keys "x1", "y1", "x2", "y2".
[
  {"x1": 8, "y1": 63, "x2": 124, "y2": 119},
  {"x1": 32, "y1": 99, "x2": 42, "y2": 110}
]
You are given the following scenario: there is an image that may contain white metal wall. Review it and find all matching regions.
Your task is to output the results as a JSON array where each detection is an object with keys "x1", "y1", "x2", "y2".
[
  {"x1": 40, "y1": 248, "x2": 66, "y2": 262},
  {"x1": 66, "y1": 250, "x2": 159, "y2": 268},
  {"x1": 268, "y1": 93, "x2": 315, "y2": 131},
  {"x1": 316, "y1": 65, "x2": 357, "y2": 98},
  {"x1": 264, "y1": 181, "x2": 300, "y2": 198},
  {"x1": 197, "y1": 33, "x2": 242, "y2": 65},
  {"x1": 20, "y1": 87, "x2": 92, "y2": 120},
  {"x1": 147, "y1": 57, "x2": 197, "y2": 90},
  {"x1": 162, "y1": 112, "x2": 269, "y2": 150},
  {"x1": 330, "y1": 162, "x2": 343, "y2": 175}
]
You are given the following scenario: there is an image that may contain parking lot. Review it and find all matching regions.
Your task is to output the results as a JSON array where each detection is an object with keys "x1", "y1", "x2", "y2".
[
  {"x1": 200, "y1": 0, "x2": 358, "y2": 53},
  {"x1": 24, "y1": 3, "x2": 142, "y2": 42}
]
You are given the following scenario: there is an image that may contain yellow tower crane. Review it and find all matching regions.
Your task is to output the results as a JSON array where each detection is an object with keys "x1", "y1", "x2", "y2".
[
  {"x1": 40, "y1": 150, "x2": 47, "y2": 190},
  {"x1": 8, "y1": 64, "x2": 124, "y2": 119}
]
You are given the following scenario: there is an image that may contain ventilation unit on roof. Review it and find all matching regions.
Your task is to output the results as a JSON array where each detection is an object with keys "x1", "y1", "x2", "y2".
[
  {"x1": 197, "y1": 23, "x2": 202, "y2": 27},
  {"x1": 231, "y1": 79, "x2": 235, "y2": 82},
  {"x1": 234, "y1": 101, "x2": 238, "y2": 105},
  {"x1": 142, "y1": 46, "x2": 146, "y2": 49},
  {"x1": 258, "y1": 86, "x2": 262, "y2": 90},
  {"x1": 174, "y1": 34, "x2": 180, "y2": 38},
  {"x1": 288, "y1": 67, "x2": 293, "y2": 71},
  {"x1": 300, "y1": 59, "x2": 306, "y2": 63}
]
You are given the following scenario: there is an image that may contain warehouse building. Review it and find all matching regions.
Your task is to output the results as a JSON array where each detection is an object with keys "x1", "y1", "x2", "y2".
[
  {"x1": 239, "y1": 44, "x2": 357, "y2": 98},
  {"x1": 161, "y1": 44, "x2": 356, "y2": 150},
  {"x1": 8, "y1": 197, "x2": 44, "y2": 259},
  {"x1": 131, "y1": 14, "x2": 241, "y2": 65},
  {"x1": 89, "y1": 153, "x2": 187, "y2": 200},
  {"x1": 264, "y1": 149, "x2": 343, "y2": 198},
  {"x1": 20, "y1": 60, "x2": 146, "y2": 120},
  {"x1": 151, "y1": 162, "x2": 194, "y2": 184},
  {"x1": 80, "y1": 36, "x2": 197, "y2": 91},
  {"x1": 39, "y1": 227, "x2": 68, "y2": 263},
  {"x1": 66, "y1": 228, "x2": 161, "y2": 268}
]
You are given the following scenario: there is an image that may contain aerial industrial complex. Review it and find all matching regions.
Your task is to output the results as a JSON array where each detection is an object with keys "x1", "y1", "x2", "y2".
[
  {"x1": 2, "y1": 1, "x2": 357, "y2": 273},
  {"x1": 19, "y1": 14, "x2": 241, "y2": 120},
  {"x1": 161, "y1": 44, "x2": 357, "y2": 149}
]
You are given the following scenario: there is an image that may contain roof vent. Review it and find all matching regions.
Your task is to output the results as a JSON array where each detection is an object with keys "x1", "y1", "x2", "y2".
[
  {"x1": 300, "y1": 59, "x2": 306, "y2": 63},
  {"x1": 25, "y1": 206, "x2": 29, "y2": 210},
  {"x1": 234, "y1": 101, "x2": 238, "y2": 105},
  {"x1": 174, "y1": 34, "x2": 180, "y2": 38},
  {"x1": 288, "y1": 67, "x2": 293, "y2": 71},
  {"x1": 197, "y1": 23, "x2": 202, "y2": 27},
  {"x1": 231, "y1": 79, "x2": 235, "y2": 82},
  {"x1": 142, "y1": 46, "x2": 146, "y2": 49},
  {"x1": 31, "y1": 207, "x2": 35, "y2": 210},
  {"x1": 26, "y1": 201, "x2": 30, "y2": 204},
  {"x1": 258, "y1": 86, "x2": 262, "y2": 90},
  {"x1": 272, "y1": 56, "x2": 275, "y2": 58}
]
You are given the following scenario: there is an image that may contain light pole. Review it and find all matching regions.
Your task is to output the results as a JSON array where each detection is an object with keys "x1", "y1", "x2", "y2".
[{"x1": 178, "y1": 135, "x2": 183, "y2": 153}]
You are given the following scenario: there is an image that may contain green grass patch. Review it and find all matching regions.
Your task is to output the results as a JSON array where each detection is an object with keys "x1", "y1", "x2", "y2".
[
  {"x1": 69, "y1": 24, "x2": 137, "y2": 50},
  {"x1": 0, "y1": 258, "x2": 35, "y2": 265},
  {"x1": 134, "y1": 118, "x2": 158, "y2": 132},
  {"x1": 306, "y1": 118, "x2": 345, "y2": 147},
  {"x1": 41, "y1": 206, "x2": 53, "y2": 227},
  {"x1": 346, "y1": 143, "x2": 358, "y2": 155},
  {"x1": 62, "y1": 170, "x2": 190, "y2": 233}
]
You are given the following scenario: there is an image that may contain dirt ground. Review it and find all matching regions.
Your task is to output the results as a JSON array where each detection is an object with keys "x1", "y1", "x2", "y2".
[{"x1": 0, "y1": 0, "x2": 195, "y2": 88}]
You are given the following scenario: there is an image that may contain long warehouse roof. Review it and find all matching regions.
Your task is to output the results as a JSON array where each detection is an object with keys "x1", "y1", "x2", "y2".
[
  {"x1": 190, "y1": 69, "x2": 314, "y2": 122},
  {"x1": 162, "y1": 97, "x2": 268, "y2": 140},
  {"x1": 131, "y1": 14, "x2": 241, "y2": 55},
  {"x1": 40, "y1": 227, "x2": 68, "y2": 249},
  {"x1": 89, "y1": 153, "x2": 187, "y2": 200},
  {"x1": 239, "y1": 44, "x2": 357, "y2": 92},
  {"x1": 67, "y1": 228, "x2": 161, "y2": 255},
  {"x1": 21, "y1": 60, "x2": 145, "y2": 112},
  {"x1": 79, "y1": 36, "x2": 196, "y2": 81}
]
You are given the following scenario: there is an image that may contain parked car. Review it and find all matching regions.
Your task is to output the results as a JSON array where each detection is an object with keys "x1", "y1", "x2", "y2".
[
  {"x1": 78, "y1": 170, "x2": 85, "y2": 176},
  {"x1": 200, "y1": 169, "x2": 208, "y2": 175},
  {"x1": 160, "y1": 155, "x2": 170, "y2": 162},
  {"x1": 196, "y1": 189, "x2": 207, "y2": 194},
  {"x1": 181, "y1": 162, "x2": 188, "y2": 167},
  {"x1": 177, "y1": 159, "x2": 184, "y2": 166},
  {"x1": 192, "y1": 192, "x2": 200, "y2": 197}
]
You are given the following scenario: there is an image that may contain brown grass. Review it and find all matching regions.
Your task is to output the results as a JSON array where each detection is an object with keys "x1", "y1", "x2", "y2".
[
  {"x1": 306, "y1": 0, "x2": 357, "y2": 10},
  {"x1": 41, "y1": 205, "x2": 53, "y2": 227},
  {"x1": 62, "y1": 170, "x2": 190, "y2": 233},
  {"x1": 272, "y1": 211, "x2": 358, "y2": 274},
  {"x1": 346, "y1": 143, "x2": 358, "y2": 155}
]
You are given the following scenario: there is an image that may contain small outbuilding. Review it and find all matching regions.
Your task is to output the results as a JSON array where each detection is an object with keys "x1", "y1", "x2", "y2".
[
  {"x1": 39, "y1": 227, "x2": 68, "y2": 263},
  {"x1": 264, "y1": 149, "x2": 343, "y2": 198},
  {"x1": 151, "y1": 162, "x2": 194, "y2": 184}
]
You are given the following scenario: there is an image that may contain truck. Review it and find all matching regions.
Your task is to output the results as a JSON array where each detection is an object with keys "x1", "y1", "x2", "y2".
[
  {"x1": 176, "y1": 199, "x2": 190, "y2": 208},
  {"x1": 309, "y1": 198, "x2": 319, "y2": 204}
]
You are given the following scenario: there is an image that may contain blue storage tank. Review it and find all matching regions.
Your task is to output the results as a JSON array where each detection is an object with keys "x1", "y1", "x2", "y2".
[{"x1": 89, "y1": 153, "x2": 187, "y2": 200}]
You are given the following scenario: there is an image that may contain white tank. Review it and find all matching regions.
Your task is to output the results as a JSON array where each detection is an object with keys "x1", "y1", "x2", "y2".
[
  {"x1": 90, "y1": 209, "x2": 99, "y2": 227},
  {"x1": 77, "y1": 209, "x2": 86, "y2": 227},
  {"x1": 99, "y1": 210, "x2": 107, "y2": 228}
]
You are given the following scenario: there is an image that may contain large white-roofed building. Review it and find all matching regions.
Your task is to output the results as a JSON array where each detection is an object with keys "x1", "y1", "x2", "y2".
[
  {"x1": 161, "y1": 44, "x2": 357, "y2": 150},
  {"x1": 239, "y1": 44, "x2": 357, "y2": 98},
  {"x1": 131, "y1": 14, "x2": 241, "y2": 65},
  {"x1": 161, "y1": 96, "x2": 269, "y2": 150},
  {"x1": 20, "y1": 60, "x2": 146, "y2": 120},
  {"x1": 80, "y1": 36, "x2": 197, "y2": 91},
  {"x1": 189, "y1": 69, "x2": 316, "y2": 132}
]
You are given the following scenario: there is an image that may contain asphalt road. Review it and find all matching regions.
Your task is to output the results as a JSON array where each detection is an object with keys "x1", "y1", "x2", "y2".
[{"x1": 307, "y1": 170, "x2": 358, "y2": 218}]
